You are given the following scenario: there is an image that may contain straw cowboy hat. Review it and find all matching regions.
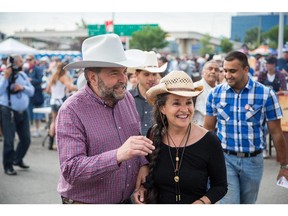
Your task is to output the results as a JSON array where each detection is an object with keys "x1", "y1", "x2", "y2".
[
  {"x1": 146, "y1": 70, "x2": 204, "y2": 105},
  {"x1": 128, "y1": 51, "x2": 167, "y2": 73},
  {"x1": 64, "y1": 34, "x2": 145, "y2": 70}
]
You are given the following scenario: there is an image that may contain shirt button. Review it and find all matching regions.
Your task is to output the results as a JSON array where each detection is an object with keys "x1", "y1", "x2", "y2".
[
  {"x1": 118, "y1": 127, "x2": 121, "y2": 129},
  {"x1": 144, "y1": 124, "x2": 147, "y2": 127},
  {"x1": 127, "y1": 184, "x2": 129, "y2": 187},
  {"x1": 145, "y1": 111, "x2": 148, "y2": 114},
  {"x1": 128, "y1": 165, "x2": 131, "y2": 168}
]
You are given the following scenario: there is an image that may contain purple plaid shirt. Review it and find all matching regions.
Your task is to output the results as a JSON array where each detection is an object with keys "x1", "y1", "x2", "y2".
[{"x1": 56, "y1": 84, "x2": 148, "y2": 203}]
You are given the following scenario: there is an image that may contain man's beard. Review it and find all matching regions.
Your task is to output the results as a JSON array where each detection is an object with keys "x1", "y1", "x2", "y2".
[{"x1": 97, "y1": 78, "x2": 127, "y2": 105}]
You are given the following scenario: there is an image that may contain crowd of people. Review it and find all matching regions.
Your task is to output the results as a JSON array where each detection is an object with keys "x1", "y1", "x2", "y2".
[{"x1": 0, "y1": 33, "x2": 288, "y2": 204}]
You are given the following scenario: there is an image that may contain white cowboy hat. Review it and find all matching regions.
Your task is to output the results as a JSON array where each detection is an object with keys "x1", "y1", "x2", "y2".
[
  {"x1": 64, "y1": 34, "x2": 145, "y2": 70},
  {"x1": 128, "y1": 51, "x2": 167, "y2": 73},
  {"x1": 146, "y1": 70, "x2": 204, "y2": 105}
]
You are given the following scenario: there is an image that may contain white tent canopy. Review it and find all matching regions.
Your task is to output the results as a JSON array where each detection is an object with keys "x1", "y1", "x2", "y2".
[{"x1": 0, "y1": 38, "x2": 39, "y2": 55}]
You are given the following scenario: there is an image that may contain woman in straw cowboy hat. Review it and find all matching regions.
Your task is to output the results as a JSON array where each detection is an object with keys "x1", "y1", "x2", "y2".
[
  {"x1": 56, "y1": 34, "x2": 155, "y2": 204},
  {"x1": 132, "y1": 71, "x2": 227, "y2": 204}
]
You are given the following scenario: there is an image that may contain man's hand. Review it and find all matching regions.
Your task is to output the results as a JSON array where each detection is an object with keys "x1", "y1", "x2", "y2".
[
  {"x1": 116, "y1": 136, "x2": 154, "y2": 163},
  {"x1": 277, "y1": 167, "x2": 288, "y2": 180},
  {"x1": 13, "y1": 83, "x2": 24, "y2": 92}
]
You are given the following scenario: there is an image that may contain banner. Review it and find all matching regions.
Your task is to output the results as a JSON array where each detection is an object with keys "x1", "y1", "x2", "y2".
[{"x1": 279, "y1": 95, "x2": 288, "y2": 132}]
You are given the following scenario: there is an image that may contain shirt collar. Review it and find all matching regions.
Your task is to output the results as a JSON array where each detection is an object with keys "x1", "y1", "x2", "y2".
[
  {"x1": 222, "y1": 77, "x2": 254, "y2": 92},
  {"x1": 130, "y1": 84, "x2": 145, "y2": 99}
]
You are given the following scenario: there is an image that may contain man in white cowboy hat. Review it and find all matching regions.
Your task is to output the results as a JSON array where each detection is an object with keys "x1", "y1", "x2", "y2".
[
  {"x1": 56, "y1": 34, "x2": 155, "y2": 204},
  {"x1": 128, "y1": 51, "x2": 167, "y2": 136}
]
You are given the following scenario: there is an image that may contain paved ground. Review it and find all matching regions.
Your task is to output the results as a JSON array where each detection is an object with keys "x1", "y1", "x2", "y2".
[{"x1": 0, "y1": 125, "x2": 287, "y2": 204}]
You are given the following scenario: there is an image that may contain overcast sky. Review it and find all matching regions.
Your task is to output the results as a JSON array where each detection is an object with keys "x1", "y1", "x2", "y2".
[
  {"x1": 0, "y1": 1, "x2": 285, "y2": 39},
  {"x1": 0, "y1": 12, "x2": 237, "y2": 38}
]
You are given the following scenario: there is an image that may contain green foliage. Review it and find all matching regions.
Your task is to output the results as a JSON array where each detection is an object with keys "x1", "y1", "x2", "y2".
[
  {"x1": 129, "y1": 26, "x2": 168, "y2": 51},
  {"x1": 244, "y1": 27, "x2": 260, "y2": 49},
  {"x1": 244, "y1": 25, "x2": 288, "y2": 49},
  {"x1": 220, "y1": 37, "x2": 233, "y2": 53},
  {"x1": 262, "y1": 26, "x2": 288, "y2": 49},
  {"x1": 199, "y1": 34, "x2": 214, "y2": 55}
]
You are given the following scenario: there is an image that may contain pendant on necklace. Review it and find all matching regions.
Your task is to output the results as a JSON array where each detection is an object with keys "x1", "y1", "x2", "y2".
[
  {"x1": 175, "y1": 154, "x2": 179, "y2": 172},
  {"x1": 174, "y1": 175, "x2": 180, "y2": 182}
]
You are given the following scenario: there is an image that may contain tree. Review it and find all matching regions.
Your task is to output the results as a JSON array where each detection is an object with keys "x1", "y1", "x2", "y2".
[
  {"x1": 262, "y1": 26, "x2": 288, "y2": 49},
  {"x1": 244, "y1": 27, "x2": 260, "y2": 49},
  {"x1": 75, "y1": 18, "x2": 88, "y2": 29},
  {"x1": 199, "y1": 34, "x2": 214, "y2": 56},
  {"x1": 129, "y1": 26, "x2": 168, "y2": 51},
  {"x1": 220, "y1": 37, "x2": 233, "y2": 53}
]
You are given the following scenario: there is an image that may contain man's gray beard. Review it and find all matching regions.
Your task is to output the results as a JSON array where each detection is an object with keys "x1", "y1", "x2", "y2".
[{"x1": 97, "y1": 78, "x2": 127, "y2": 105}]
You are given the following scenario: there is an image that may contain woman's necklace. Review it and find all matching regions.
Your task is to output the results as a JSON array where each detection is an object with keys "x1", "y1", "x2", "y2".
[{"x1": 166, "y1": 123, "x2": 191, "y2": 202}]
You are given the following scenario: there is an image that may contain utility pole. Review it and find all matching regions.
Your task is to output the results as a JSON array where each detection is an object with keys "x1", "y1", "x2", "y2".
[
  {"x1": 277, "y1": 12, "x2": 284, "y2": 59},
  {"x1": 257, "y1": 16, "x2": 262, "y2": 46},
  {"x1": 112, "y1": 12, "x2": 115, "y2": 33}
]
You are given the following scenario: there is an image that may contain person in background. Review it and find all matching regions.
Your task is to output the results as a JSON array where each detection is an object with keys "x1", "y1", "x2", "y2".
[
  {"x1": 158, "y1": 55, "x2": 170, "y2": 78},
  {"x1": 204, "y1": 51, "x2": 288, "y2": 204},
  {"x1": 0, "y1": 55, "x2": 34, "y2": 175},
  {"x1": 24, "y1": 55, "x2": 45, "y2": 138},
  {"x1": 56, "y1": 34, "x2": 154, "y2": 204},
  {"x1": 258, "y1": 56, "x2": 287, "y2": 95},
  {"x1": 257, "y1": 56, "x2": 287, "y2": 158},
  {"x1": 277, "y1": 50, "x2": 288, "y2": 78},
  {"x1": 0, "y1": 56, "x2": 8, "y2": 141},
  {"x1": 126, "y1": 71, "x2": 138, "y2": 91},
  {"x1": 46, "y1": 62, "x2": 77, "y2": 150},
  {"x1": 129, "y1": 51, "x2": 167, "y2": 136},
  {"x1": 218, "y1": 67, "x2": 225, "y2": 84},
  {"x1": 133, "y1": 71, "x2": 227, "y2": 204},
  {"x1": 193, "y1": 60, "x2": 220, "y2": 127}
]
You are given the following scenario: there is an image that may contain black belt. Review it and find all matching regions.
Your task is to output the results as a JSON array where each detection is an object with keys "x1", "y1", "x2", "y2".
[{"x1": 223, "y1": 149, "x2": 262, "y2": 158}]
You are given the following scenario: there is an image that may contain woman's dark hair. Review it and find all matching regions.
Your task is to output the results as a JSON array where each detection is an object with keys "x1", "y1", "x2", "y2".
[
  {"x1": 143, "y1": 93, "x2": 169, "y2": 203},
  {"x1": 225, "y1": 51, "x2": 250, "y2": 69}
]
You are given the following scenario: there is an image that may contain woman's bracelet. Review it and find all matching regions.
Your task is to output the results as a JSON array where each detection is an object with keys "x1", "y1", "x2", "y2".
[{"x1": 199, "y1": 198, "x2": 206, "y2": 204}]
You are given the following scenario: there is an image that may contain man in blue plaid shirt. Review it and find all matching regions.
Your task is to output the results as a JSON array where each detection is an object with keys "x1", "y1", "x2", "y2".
[{"x1": 204, "y1": 51, "x2": 288, "y2": 204}]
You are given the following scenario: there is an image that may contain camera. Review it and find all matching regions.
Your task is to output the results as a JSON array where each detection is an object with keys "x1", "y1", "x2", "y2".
[
  {"x1": 7, "y1": 55, "x2": 21, "y2": 85},
  {"x1": 6, "y1": 56, "x2": 22, "y2": 94}
]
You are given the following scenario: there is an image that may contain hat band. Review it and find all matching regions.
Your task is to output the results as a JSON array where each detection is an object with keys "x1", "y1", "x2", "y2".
[
  {"x1": 167, "y1": 88, "x2": 195, "y2": 92},
  {"x1": 145, "y1": 65, "x2": 158, "y2": 68}
]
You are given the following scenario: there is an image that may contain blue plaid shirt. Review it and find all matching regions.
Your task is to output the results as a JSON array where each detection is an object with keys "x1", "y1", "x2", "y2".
[{"x1": 206, "y1": 78, "x2": 283, "y2": 153}]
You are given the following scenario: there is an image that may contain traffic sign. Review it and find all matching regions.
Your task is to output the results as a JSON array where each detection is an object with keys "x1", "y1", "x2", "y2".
[{"x1": 88, "y1": 24, "x2": 158, "y2": 36}]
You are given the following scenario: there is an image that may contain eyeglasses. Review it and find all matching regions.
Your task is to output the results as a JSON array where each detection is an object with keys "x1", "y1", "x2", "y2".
[{"x1": 26, "y1": 59, "x2": 33, "y2": 61}]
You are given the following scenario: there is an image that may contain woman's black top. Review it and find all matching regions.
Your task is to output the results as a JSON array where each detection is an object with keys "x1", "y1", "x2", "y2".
[{"x1": 152, "y1": 131, "x2": 227, "y2": 204}]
